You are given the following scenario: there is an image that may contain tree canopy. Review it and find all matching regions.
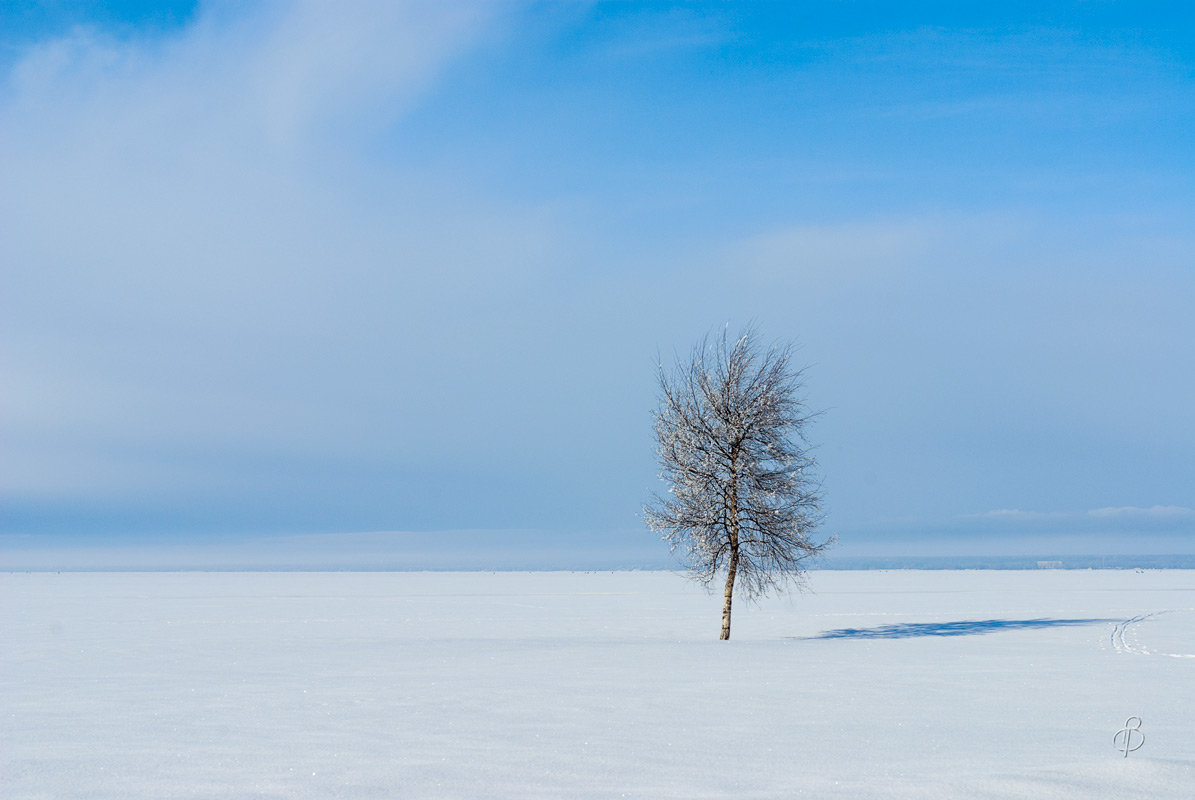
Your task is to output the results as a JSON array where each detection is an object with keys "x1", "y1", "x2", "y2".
[{"x1": 645, "y1": 327, "x2": 830, "y2": 639}]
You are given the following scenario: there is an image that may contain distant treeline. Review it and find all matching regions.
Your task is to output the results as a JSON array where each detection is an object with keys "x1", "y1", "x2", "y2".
[
  {"x1": 8, "y1": 554, "x2": 1195, "y2": 572},
  {"x1": 817, "y1": 555, "x2": 1195, "y2": 570}
]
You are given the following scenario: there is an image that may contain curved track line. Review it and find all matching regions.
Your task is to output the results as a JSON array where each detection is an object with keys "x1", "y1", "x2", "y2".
[{"x1": 1109, "y1": 610, "x2": 1195, "y2": 658}]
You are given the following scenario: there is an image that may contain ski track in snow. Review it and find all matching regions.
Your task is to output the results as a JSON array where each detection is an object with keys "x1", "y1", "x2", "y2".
[{"x1": 1109, "y1": 609, "x2": 1195, "y2": 658}]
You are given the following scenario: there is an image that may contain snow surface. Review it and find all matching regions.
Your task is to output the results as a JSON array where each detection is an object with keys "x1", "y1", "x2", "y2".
[{"x1": 2, "y1": 569, "x2": 1192, "y2": 799}]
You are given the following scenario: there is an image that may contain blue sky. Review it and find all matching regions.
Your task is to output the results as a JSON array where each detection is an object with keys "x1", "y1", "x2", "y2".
[{"x1": 2, "y1": 1, "x2": 1193, "y2": 568}]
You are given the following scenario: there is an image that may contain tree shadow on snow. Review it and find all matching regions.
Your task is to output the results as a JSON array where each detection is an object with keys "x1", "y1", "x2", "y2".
[{"x1": 805, "y1": 618, "x2": 1117, "y2": 640}]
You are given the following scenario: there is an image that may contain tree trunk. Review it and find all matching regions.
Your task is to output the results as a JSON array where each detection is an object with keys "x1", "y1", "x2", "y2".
[
  {"x1": 720, "y1": 542, "x2": 738, "y2": 640},
  {"x1": 720, "y1": 469, "x2": 741, "y2": 641}
]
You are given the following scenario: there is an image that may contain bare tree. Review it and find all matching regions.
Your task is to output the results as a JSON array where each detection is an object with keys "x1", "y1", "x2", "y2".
[{"x1": 645, "y1": 326, "x2": 830, "y2": 640}]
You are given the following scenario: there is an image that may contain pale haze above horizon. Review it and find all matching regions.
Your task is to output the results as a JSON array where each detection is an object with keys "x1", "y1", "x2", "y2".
[{"x1": 2, "y1": 1, "x2": 1193, "y2": 569}]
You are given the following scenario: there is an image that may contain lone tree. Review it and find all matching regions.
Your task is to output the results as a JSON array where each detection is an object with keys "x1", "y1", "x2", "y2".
[{"x1": 645, "y1": 327, "x2": 829, "y2": 640}]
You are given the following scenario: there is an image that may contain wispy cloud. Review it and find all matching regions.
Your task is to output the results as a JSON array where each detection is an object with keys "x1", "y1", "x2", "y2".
[
  {"x1": 972, "y1": 506, "x2": 1194, "y2": 521},
  {"x1": 0, "y1": 1, "x2": 567, "y2": 505},
  {"x1": 970, "y1": 509, "x2": 1065, "y2": 521},
  {"x1": 735, "y1": 219, "x2": 936, "y2": 288},
  {"x1": 1088, "y1": 505, "x2": 1195, "y2": 520},
  {"x1": 961, "y1": 506, "x2": 1195, "y2": 534},
  {"x1": 4, "y1": 1, "x2": 495, "y2": 149}
]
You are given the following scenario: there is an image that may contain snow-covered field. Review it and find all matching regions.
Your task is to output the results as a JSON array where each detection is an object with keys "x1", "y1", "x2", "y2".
[{"x1": 2, "y1": 570, "x2": 1192, "y2": 799}]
